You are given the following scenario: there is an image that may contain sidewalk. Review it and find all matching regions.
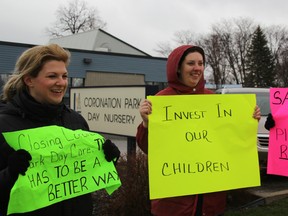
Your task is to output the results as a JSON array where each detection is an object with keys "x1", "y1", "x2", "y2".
[
  {"x1": 247, "y1": 174, "x2": 288, "y2": 205},
  {"x1": 226, "y1": 174, "x2": 288, "y2": 210}
]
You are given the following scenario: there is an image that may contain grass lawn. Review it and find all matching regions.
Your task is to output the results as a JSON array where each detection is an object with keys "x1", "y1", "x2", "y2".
[{"x1": 225, "y1": 197, "x2": 288, "y2": 216}]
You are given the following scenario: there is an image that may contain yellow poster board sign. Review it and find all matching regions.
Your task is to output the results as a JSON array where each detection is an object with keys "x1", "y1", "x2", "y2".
[{"x1": 148, "y1": 94, "x2": 260, "y2": 199}]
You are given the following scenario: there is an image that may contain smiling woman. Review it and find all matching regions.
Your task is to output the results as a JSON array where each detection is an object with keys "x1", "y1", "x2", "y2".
[
  {"x1": 1, "y1": 44, "x2": 70, "y2": 103},
  {"x1": 0, "y1": 44, "x2": 121, "y2": 216},
  {"x1": 136, "y1": 45, "x2": 261, "y2": 216},
  {"x1": 23, "y1": 60, "x2": 68, "y2": 105},
  {"x1": 136, "y1": 45, "x2": 228, "y2": 216}
]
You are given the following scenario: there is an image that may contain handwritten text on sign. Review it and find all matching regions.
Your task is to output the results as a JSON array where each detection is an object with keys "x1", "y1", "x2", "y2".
[
  {"x1": 3, "y1": 126, "x2": 121, "y2": 214},
  {"x1": 267, "y1": 88, "x2": 288, "y2": 176},
  {"x1": 148, "y1": 94, "x2": 260, "y2": 199}
]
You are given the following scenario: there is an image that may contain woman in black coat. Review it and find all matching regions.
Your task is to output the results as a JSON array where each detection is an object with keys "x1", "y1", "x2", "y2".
[{"x1": 0, "y1": 44, "x2": 120, "y2": 216}]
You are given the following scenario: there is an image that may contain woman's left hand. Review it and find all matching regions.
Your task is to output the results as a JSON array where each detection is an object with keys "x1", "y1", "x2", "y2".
[
  {"x1": 103, "y1": 139, "x2": 120, "y2": 164},
  {"x1": 253, "y1": 105, "x2": 261, "y2": 121}
]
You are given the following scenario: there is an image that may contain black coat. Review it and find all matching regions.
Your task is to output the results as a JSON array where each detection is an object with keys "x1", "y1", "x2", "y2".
[{"x1": 0, "y1": 91, "x2": 94, "y2": 216}]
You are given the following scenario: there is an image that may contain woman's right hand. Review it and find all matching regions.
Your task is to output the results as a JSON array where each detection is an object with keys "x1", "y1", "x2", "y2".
[
  {"x1": 8, "y1": 149, "x2": 32, "y2": 177},
  {"x1": 139, "y1": 99, "x2": 152, "y2": 128}
]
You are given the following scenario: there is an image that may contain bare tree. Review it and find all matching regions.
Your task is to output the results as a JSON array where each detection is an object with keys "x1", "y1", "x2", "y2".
[
  {"x1": 264, "y1": 25, "x2": 288, "y2": 86},
  {"x1": 173, "y1": 30, "x2": 196, "y2": 45},
  {"x1": 230, "y1": 18, "x2": 255, "y2": 83},
  {"x1": 154, "y1": 30, "x2": 198, "y2": 57},
  {"x1": 199, "y1": 33, "x2": 229, "y2": 87},
  {"x1": 210, "y1": 18, "x2": 256, "y2": 85},
  {"x1": 46, "y1": 0, "x2": 107, "y2": 37},
  {"x1": 210, "y1": 21, "x2": 237, "y2": 84},
  {"x1": 153, "y1": 42, "x2": 173, "y2": 57},
  {"x1": 154, "y1": 17, "x2": 288, "y2": 87},
  {"x1": 264, "y1": 25, "x2": 288, "y2": 59},
  {"x1": 276, "y1": 48, "x2": 288, "y2": 86}
]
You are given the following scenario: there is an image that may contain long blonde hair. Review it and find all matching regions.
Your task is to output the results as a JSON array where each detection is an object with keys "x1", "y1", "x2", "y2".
[{"x1": 2, "y1": 44, "x2": 70, "y2": 102}]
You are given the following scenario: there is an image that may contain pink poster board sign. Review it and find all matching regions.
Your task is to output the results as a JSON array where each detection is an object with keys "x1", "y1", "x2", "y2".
[{"x1": 267, "y1": 88, "x2": 288, "y2": 176}]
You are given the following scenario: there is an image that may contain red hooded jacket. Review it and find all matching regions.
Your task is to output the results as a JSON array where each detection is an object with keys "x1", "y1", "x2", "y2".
[{"x1": 136, "y1": 45, "x2": 226, "y2": 216}]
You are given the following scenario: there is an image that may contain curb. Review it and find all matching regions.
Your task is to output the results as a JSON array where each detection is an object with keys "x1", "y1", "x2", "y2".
[{"x1": 247, "y1": 188, "x2": 288, "y2": 205}]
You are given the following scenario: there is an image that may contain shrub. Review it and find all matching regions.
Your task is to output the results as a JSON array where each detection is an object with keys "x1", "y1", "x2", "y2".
[{"x1": 92, "y1": 150, "x2": 152, "y2": 216}]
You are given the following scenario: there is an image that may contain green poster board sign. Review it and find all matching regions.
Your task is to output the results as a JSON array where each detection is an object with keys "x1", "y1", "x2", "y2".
[{"x1": 3, "y1": 125, "x2": 121, "y2": 214}]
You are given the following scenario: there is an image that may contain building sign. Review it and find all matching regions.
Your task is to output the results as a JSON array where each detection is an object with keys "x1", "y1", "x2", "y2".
[{"x1": 70, "y1": 86, "x2": 146, "y2": 136}]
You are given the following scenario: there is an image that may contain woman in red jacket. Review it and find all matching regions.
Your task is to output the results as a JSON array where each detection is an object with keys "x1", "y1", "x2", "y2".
[{"x1": 136, "y1": 45, "x2": 261, "y2": 216}]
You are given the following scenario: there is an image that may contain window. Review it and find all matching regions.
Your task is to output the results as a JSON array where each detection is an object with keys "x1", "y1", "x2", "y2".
[{"x1": 72, "y1": 78, "x2": 84, "y2": 87}]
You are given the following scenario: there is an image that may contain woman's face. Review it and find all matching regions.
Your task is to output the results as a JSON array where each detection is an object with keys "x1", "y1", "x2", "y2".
[
  {"x1": 178, "y1": 52, "x2": 204, "y2": 88},
  {"x1": 24, "y1": 60, "x2": 68, "y2": 105}
]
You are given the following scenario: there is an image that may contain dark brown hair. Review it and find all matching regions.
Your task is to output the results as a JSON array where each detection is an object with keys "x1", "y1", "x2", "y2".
[{"x1": 178, "y1": 46, "x2": 205, "y2": 68}]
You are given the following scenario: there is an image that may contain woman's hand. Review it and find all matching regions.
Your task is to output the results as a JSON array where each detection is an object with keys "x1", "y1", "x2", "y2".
[
  {"x1": 253, "y1": 105, "x2": 261, "y2": 122},
  {"x1": 139, "y1": 99, "x2": 152, "y2": 128},
  {"x1": 264, "y1": 113, "x2": 275, "y2": 130}
]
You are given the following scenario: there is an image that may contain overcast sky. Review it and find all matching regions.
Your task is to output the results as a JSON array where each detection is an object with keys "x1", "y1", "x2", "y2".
[{"x1": 1, "y1": 0, "x2": 288, "y2": 56}]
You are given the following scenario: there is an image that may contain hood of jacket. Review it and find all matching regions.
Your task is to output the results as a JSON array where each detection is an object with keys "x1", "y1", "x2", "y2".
[{"x1": 166, "y1": 45, "x2": 205, "y2": 94}]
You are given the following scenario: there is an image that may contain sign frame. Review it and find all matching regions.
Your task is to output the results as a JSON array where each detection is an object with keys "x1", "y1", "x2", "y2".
[{"x1": 70, "y1": 85, "x2": 148, "y2": 137}]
